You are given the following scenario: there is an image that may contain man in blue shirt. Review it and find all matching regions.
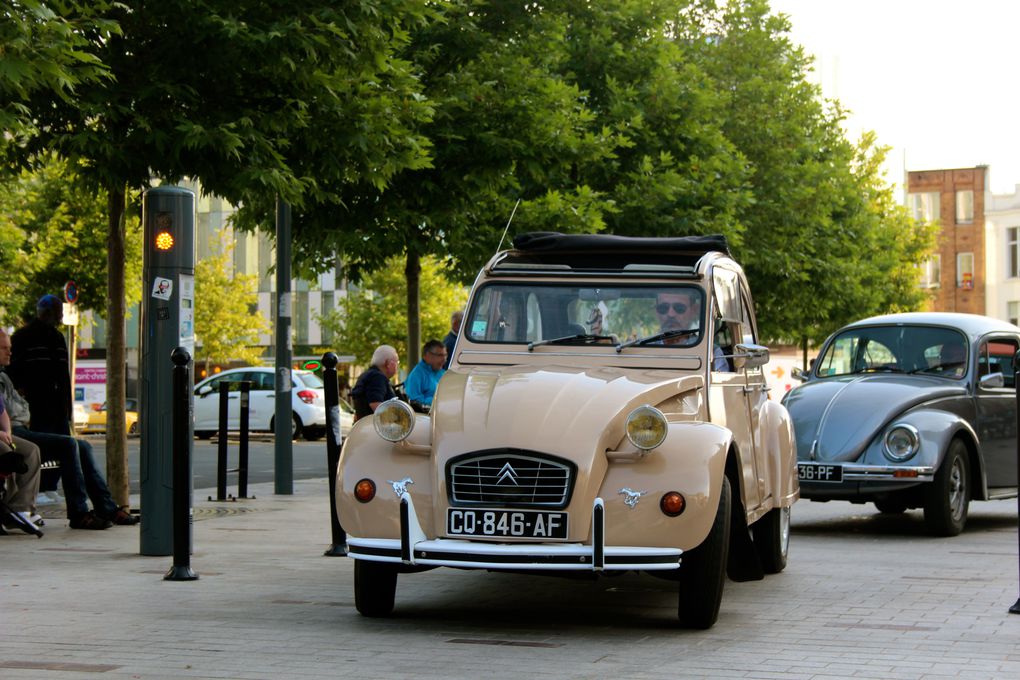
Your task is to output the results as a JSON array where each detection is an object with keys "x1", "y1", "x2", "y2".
[{"x1": 404, "y1": 339, "x2": 447, "y2": 410}]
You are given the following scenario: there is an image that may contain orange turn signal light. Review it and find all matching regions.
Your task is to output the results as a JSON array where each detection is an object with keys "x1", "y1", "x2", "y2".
[
  {"x1": 354, "y1": 478, "x2": 376, "y2": 503},
  {"x1": 660, "y1": 491, "x2": 686, "y2": 517},
  {"x1": 893, "y1": 470, "x2": 919, "y2": 478}
]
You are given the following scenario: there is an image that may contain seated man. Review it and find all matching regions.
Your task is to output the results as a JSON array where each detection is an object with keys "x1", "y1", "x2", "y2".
[
  {"x1": 0, "y1": 330, "x2": 134, "y2": 529},
  {"x1": 404, "y1": 340, "x2": 447, "y2": 411},
  {"x1": 654, "y1": 290, "x2": 702, "y2": 346},
  {"x1": 1, "y1": 392, "x2": 42, "y2": 531}
]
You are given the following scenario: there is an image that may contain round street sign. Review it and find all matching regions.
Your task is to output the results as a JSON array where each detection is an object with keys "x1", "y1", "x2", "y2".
[{"x1": 64, "y1": 280, "x2": 79, "y2": 304}]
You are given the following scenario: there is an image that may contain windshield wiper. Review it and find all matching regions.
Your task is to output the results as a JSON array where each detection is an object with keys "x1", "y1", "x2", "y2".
[
  {"x1": 615, "y1": 328, "x2": 697, "y2": 353},
  {"x1": 528, "y1": 334, "x2": 609, "y2": 351}
]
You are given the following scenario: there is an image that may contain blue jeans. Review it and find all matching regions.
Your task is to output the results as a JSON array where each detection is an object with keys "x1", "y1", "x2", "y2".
[{"x1": 12, "y1": 427, "x2": 119, "y2": 518}]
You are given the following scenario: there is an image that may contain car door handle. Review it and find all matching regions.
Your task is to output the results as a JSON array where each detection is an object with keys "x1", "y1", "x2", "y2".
[{"x1": 742, "y1": 385, "x2": 763, "y2": 394}]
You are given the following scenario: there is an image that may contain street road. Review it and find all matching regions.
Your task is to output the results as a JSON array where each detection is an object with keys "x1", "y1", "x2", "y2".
[{"x1": 85, "y1": 435, "x2": 331, "y2": 494}]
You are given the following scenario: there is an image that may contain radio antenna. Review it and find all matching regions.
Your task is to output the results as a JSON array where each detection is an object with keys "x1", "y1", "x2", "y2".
[{"x1": 495, "y1": 198, "x2": 521, "y2": 254}]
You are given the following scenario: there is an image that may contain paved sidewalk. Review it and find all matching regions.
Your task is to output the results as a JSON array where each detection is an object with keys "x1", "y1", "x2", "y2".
[{"x1": 2, "y1": 480, "x2": 1019, "y2": 680}]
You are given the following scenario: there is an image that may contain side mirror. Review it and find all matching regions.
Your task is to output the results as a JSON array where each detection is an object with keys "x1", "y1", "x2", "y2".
[
  {"x1": 195, "y1": 385, "x2": 212, "y2": 397},
  {"x1": 734, "y1": 343, "x2": 770, "y2": 369},
  {"x1": 979, "y1": 372, "x2": 1005, "y2": 389},
  {"x1": 791, "y1": 366, "x2": 807, "y2": 382}
]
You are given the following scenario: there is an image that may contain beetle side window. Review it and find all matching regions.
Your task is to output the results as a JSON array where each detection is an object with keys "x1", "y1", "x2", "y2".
[{"x1": 978, "y1": 338, "x2": 1019, "y2": 388}]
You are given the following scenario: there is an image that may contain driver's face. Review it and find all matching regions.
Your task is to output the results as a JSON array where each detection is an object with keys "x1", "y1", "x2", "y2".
[{"x1": 655, "y1": 292, "x2": 697, "y2": 331}]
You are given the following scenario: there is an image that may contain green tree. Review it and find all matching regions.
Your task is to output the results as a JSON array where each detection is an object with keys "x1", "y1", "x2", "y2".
[
  {"x1": 319, "y1": 255, "x2": 468, "y2": 370},
  {"x1": 194, "y1": 234, "x2": 267, "y2": 375},
  {"x1": 1, "y1": 1, "x2": 117, "y2": 139},
  {"x1": 0, "y1": 155, "x2": 142, "y2": 324},
  {"x1": 681, "y1": 0, "x2": 935, "y2": 343},
  {"x1": 3, "y1": 0, "x2": 434, "y2": 506}
]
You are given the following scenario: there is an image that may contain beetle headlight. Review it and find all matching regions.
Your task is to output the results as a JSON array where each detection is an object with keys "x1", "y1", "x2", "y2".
[
  {"x1": 883, "y1": 424, "x2": 920, "y2": 462},
  {"x1": 626, "y1": 405, "x2": 668, "y2": 451},
  {"x1": 373, "y1": 399, "x2": 415, "y2": 442}
]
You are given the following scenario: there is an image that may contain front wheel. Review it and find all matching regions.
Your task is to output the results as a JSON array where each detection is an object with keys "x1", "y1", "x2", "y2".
[
  {"x1": 923, "y1": 439, "x2": 969, "y2": 536},
  {"x1": 354, "y1": 560, "x2": 398, "y2": 617},
  {"x1": 752, "y1": 505, "x2": 790, "y2": 574},
  {"x1": 677, "y1": 476, "x2": 731, "y2": 629}
]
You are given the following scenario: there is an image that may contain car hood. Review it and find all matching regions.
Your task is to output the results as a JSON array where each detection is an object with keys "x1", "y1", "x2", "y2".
[
  {"x1": 784, "y1": 375, "x2": 967, "y2": 462},
  {"x1": 432, "y1": 364, "x2": 701, "y2": 459}
]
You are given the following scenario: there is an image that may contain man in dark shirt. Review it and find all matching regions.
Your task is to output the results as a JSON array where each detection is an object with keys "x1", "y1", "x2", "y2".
[
  {"x1": 9, "y1": 294, "x2": 72, "y2": 436},
  {"x1": 442, "y1": 310, "x2": 463, "y2": 370},
  {"x1": 350, "y1": 345, "x2": 399, "y2": 420}
]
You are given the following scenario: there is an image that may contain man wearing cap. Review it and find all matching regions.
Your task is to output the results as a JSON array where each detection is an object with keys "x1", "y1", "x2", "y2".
[{"x1": 8, "y1": 294, "x2": 72, "y2": 436}]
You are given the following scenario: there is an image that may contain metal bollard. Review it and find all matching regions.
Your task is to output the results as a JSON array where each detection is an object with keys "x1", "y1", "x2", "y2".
[
  {"x1": 1010, "y1": 350, "x2": 1020, "y2": 614},
  {"x1": 215, "y1": 381, "x2": 229, "y2": 501},
  {"x1": 165, "y1": 347, "x2": 198, "y2": 581},
  {"x1": 238, "y1": 380, "x2": 251, "y2": 499},
  {"x1": 322, "y1": 352, "x2": 347, "y2": 556}
]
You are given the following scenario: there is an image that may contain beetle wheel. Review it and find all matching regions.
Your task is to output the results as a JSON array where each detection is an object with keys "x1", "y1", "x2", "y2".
[
  {"x1": 923, "y1": 439, "x2": 969, "y2": 536},
  {"x1": 752, "y1": 505, "x2": 790, "y2": 574},
  {"x1": 874, "y1": 497, "x2": 908, "y2": 514},
  {"x1": 354, "y1": 559, "x2": 398, "y2": 617},
  {"x1": 677, "y1": 476, "x2": 731, "y2": 629}
]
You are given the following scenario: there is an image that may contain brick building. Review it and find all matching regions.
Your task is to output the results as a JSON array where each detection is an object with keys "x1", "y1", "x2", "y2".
[{"x1": 906, "y1": 166, "x2": 987, "y2": 314}]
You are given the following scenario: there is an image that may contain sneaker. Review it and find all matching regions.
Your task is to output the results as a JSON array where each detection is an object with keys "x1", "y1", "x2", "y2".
[
  {"x1": 3, "y1": 511, "x2": 44, "y2": 529},
  {"x1": 69, "y1": 511, "x2": 112, "y2": 530},
  {"x1": 100, "y1": 507, "x2": 139, "y2": 526}
]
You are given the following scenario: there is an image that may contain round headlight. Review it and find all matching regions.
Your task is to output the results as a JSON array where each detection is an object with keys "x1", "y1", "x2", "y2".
[
  {"x1": 884, "y1": 424, "x2": 920, "y2": 462},
  {"x1": 626, "y1": 405, "x2": 668, "y2": 451},
  {"x1": 373, "y1": 399, "x2": 415, "y2": 442}
]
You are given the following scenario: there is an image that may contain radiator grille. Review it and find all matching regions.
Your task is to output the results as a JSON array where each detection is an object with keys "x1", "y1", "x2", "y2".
[{"x1": 448, "y1": 451, "x2": 575, "y2": 508}]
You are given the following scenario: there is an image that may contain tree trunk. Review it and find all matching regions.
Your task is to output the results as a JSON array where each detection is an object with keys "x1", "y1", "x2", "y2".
[
  {"x1": 405, "y1": 251, "x2": 421, "y2": 370},
  {"x1": 105, "y1": 185, "x2": 129, "y2": 508}
]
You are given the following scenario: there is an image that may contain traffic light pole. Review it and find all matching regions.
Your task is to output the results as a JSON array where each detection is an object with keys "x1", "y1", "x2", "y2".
[
  {"x1": 140, "y1": 186, "x2": 196, "y2": 556},
  {"x1": 274, "y1": 197, "x2": 293, "y2": 495}
]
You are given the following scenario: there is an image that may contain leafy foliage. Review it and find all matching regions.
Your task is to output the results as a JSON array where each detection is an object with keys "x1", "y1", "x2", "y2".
[
  {"x1": 319, "y1": 256, "x2": 468, "y2": 370},
  {"x1": 0, "y1": 155, "x2": 142, "y2": 324},
  {"x1": 194, "y1": 234, "x2": 267, "y2": 373}
]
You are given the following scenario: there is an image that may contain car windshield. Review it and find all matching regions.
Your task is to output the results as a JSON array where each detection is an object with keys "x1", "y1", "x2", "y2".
[
  {"x1": 295, "y1": 371, "x2": 323, "y2": 388},
  {"x1": 815, "y1": 325, "x2": 969, "y2": 379},
  {"x1": 465, "y1": 283, "x2": 706, "y2": 348}
]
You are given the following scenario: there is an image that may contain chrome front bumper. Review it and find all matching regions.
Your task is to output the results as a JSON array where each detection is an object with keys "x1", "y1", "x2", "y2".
[
  {"x1": 346, "y1": 493, "x2": 683, "y2": 572},
  {"x1": 840, "y1": 464, "x2": 936, "y2": 482}
]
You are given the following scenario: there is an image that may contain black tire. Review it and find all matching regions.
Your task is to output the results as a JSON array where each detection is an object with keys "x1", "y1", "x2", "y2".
[
  {"x1": 923, "y1": 439, "x2": 970, "y2": 537},
  {"x1": 269, "y1": 414, "x2": 302, "y2": 441},
  {"x1": 752, "y1": 505, "x2": 790, "y2": 574},
  {"x1": 302, "y1": 426, "x2": 323, "y2": 442},
  {"x1": 128, "y1": 421, "x2": 139, "y2": 435},
  {"x1": 195, "y1": 430, "x2": 214, "y2": 440},
  {"x1": 874, "y1": 497, "x2": 908, "y2": 514},
  {"x1": 677, "y1": 476, "x2": 731, "y2": 629},
  {"x1": 354, "y1": 559, "x2": 398, "y2": 617}
]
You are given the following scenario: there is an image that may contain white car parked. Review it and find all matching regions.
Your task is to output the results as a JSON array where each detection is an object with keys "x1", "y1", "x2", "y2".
[{"x1": 193, "y1": 367, "x2": 327, "y2": 441}]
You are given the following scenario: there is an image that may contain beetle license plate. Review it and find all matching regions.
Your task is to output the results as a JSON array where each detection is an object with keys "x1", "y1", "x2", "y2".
[
  {"x1": 798, "y1": 463, "x2": 843, "y2": 482},
  {"x1": 447, "y1": 508, "x2": 568, "y2": 539}
]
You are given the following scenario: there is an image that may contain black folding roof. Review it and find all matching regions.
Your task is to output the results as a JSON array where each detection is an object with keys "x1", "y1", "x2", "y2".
[{"x1": 493, "y1": 231, "x2": 730, "y2": 275}]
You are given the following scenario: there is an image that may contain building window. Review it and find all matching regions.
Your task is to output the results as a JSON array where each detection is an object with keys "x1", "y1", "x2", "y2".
[
  {"x1": 957, "y1": 252, "x2": 974, "y2": 289},
  {"x1": 919, "y1": 255, "x2": 941, "y2": 288},
  {"x1": 909, "y1": 192, "x2": 941, "y2": 222},
  {"x1": 955, "y1": 190, "x2": 974, "y2": 224},
  {"x1": 1009, "y1": 227, "x2": 1020, "y2": 278},
  {"x1": 1009, "y1": 302, "x2": 1020, "y2": 327}
]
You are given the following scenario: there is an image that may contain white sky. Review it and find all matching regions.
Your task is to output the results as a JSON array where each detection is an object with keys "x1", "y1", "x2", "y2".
[{"x1": 769, "y1": 0, "x2": 1020, "y2": 195}]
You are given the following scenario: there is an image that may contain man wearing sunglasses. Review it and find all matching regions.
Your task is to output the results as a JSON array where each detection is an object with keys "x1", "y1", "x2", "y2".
[{"x1": 655, "y1": 291, "x2": 701, "y2": 345}]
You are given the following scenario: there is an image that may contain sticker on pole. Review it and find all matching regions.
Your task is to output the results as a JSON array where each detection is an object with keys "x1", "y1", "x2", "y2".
[{"x1": 151, "y1": 277, "x2": 173, "y2": 300}]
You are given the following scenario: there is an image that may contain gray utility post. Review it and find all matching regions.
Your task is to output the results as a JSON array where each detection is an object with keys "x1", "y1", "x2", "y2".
[
  {"x1": 274, "y1": 197, "x2": 293, "y2": 494},
  {"x1": 140, "y1": 186, "x2": 196, "y2": 556}
]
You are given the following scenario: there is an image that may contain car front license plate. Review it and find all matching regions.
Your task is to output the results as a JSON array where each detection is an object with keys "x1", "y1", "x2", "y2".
[
  {"x1": 447, "y1": 508, "x2": 568, "y2": 539},
  {"x1": 798, "y1": 462, "x2": 843, "y2": 482}
]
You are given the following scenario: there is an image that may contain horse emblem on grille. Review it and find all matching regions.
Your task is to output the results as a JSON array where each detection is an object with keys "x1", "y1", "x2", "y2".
[{"x1": 388, "y1": 477, "x2": 414, "y2": 496}]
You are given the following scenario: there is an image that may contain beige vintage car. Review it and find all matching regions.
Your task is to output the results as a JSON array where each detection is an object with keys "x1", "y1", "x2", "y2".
[{"x1": 337, "y1": 232, "x2": 799, "y2": 628}]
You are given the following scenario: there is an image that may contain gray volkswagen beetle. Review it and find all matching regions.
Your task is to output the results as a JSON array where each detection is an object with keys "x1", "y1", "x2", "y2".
[{"x1": 782, "y1": 312, "x2": 1019, "y2": 536}]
